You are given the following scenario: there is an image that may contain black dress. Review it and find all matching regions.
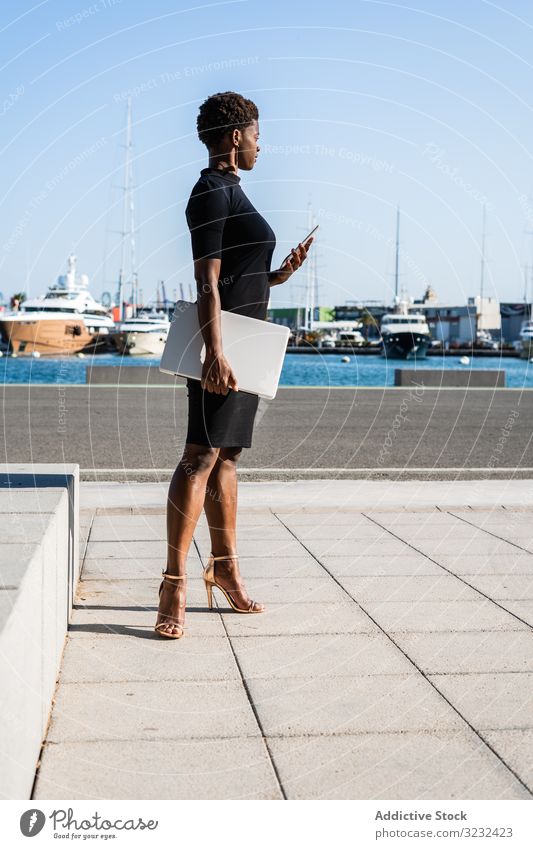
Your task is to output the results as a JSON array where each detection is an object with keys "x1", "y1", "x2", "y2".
[{"x1": 184, "y1": 166, "x2": 276, "y2": 448}]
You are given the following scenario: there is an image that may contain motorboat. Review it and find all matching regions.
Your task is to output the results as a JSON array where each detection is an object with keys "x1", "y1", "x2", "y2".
[
  {"x1": 110, "y1": 309, "x2": 170, "y2": 356},
  {"x1": 519, "y1": 319, "x2": 533, "y2": 358},
  {"x1": 0, "y1": 254, "x2": 114, "y2": 355},
  {"x1": 380, "y1": 208, "x2": 432, "y2": 358},
  {"x1": 380, "y1": 294, "x2": 431, "y2": 359}
]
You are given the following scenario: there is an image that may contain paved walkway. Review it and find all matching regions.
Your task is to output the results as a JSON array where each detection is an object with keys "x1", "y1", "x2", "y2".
[{"x1": 32, "y1": 481, "x2": 533, "y2": 799}]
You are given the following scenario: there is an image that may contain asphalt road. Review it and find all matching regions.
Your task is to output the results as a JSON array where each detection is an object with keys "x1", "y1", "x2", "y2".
[{"x1": 2, "y1": 385, "x2": 532, "y2": 479}]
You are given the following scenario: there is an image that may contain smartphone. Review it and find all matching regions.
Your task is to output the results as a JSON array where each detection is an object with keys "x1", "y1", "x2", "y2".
[
  {"x1": 301, "y1": 224, "x2": 319, "y2": 245},
  {"x1": 281, "y1": 225, "x2": 319, "y2": 266}
]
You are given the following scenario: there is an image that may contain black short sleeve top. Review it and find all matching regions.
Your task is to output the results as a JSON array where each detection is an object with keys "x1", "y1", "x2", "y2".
[{"x1": 185, "y1": 166, "x2": 276, "y2": 320}]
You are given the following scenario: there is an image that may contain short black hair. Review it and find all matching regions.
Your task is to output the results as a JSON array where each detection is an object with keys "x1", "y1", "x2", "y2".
[{"x1": 196, "y1": 91, "x2": 258, "y2": 148}]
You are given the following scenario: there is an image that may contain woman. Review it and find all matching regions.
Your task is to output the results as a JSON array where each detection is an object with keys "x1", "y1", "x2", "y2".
[{"x1": 155, "y1": 91, "x2": 313, "y2": 638}]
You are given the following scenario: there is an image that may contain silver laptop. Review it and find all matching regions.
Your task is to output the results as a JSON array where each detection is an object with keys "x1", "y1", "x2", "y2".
[{"x1": 159, "y1": 300, "x2": 290, "y2": 400}]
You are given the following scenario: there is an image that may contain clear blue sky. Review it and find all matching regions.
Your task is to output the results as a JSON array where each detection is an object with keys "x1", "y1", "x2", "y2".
[{"x1": 1, "y1": 0, "x2": 533, "y2": 310}]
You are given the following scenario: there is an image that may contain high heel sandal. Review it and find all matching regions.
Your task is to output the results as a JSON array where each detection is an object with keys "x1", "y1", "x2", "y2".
[
  {"x1": 154, "y1": 569, "x2": 187, "y2": 638},
  {"x1": 203, "y1": 554, "x2": 265, "y2": 613}
]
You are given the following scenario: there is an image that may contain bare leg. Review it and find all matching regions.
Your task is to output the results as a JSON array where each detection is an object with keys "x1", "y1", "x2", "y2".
[
  {"x1": 203, "y1": 446, "x2": 240, "y2": 556},
  {"x1": 156, "y1": 443, "x2": 219, "y2": 635},
  {"x1": 203, "y1": 447, "x2": 264, "y2": 612}
]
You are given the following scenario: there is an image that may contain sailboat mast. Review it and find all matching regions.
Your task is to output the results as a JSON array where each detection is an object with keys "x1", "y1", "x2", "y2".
[
  {"x1": 477, "y1": 202, "x2": 487, "y2": 339},
  {"x1": 129, "y1": 163, "x2": 137, "y2": 317},
  {"x1": 117, "y1": 96, "x2": 133, "y2": 322},
  {"x1": 529, "y1": 219, "x2": 533, "y2": 309},
  {"x1": 306, "y1": 201, "x2": 316, "y2": 331},
  {"x1": 480, "y1": 202, "x2": 486, "y2": 302},
  {"x1": 394, "y1": 205, "x2": 400, "y2": 300}
]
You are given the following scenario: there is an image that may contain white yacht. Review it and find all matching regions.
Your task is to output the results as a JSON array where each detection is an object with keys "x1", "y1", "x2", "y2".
[
  {"x1": 0, "y1": 254, "x2": 114, "y2": 355},
  {"x1": 519, "y1": 319, "x2": 533, "y2": 357},
  {"x1": 475, "y1": 328, "x2": 498, "y2": 349},
  {"x1": 312, "y1": 319, "x2": 366, "y2": 349},
  {"x1": 380, "y1": 208, "x2": 432, "y2": 358},
  {"x1": 380, "y1": 294, "x2": 432, "y2": 359},
  {"x1": 110, "y1": 309, "x2": 170, "y2": 356},
  {"x1": 338, "y1": 329, "x2": 366, "y2": 347}
]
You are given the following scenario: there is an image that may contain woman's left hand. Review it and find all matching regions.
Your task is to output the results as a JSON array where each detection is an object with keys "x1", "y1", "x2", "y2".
[{"x1": 269, "y1": 236, "x2": 313, "y2": 286}]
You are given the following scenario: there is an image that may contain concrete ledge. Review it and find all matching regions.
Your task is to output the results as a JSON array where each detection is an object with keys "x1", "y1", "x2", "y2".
[
  {"x1": 0, "y1": 464, "x2": 80, "y2": 799},
  {"x1": 0, "y1": 464, "x2": 80, "y2": 612},
  {"x1": 394, "y1": 368, "x2": 505, "y2": 387},
  {"x1": 86, "y1": 365, "x2": 185, "y2": 385},
  {"x1": 78, "y1": 467, "x2": 533, "y2": 483}
]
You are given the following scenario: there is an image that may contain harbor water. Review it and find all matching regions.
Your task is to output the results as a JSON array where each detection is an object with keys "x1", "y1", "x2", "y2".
[{"x1": 2, "y1": 352, "x2": 533, "y2": 388}]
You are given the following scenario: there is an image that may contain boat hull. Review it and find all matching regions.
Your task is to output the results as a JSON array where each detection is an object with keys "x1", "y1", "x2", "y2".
[
  {"x1": 382, "y1": 332, "x2": 430, "y2": 359},
  {"x1": 520, "y1": 338, "x2": 533, "y2": 359},
  {"x1": 0, "y1": 318, "x2": 110, "y2": 355},
  {"x1": 110, "y1": 330, "x2": 168, "y2": 356}
]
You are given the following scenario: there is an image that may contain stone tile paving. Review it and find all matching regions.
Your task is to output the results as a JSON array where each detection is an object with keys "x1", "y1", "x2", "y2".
[{"x1": 32, "y1": 492, "x2": 533, "y2": 800}]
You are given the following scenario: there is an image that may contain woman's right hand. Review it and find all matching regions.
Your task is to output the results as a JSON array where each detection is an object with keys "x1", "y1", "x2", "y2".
[{"x1": 201, "y1": 351, "x2": 239, "y2": 395}]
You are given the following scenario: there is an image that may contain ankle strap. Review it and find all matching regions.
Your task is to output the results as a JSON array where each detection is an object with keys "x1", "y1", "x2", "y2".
[
  {"x1": 161, "y1": 570, "x2": 187, "y2": 579},
  {"x1": 210, "y1": 554, "x2": 239, "y2": 561}
]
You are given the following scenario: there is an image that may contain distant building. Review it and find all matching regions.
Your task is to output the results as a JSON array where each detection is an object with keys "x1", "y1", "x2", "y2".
[
  {"x1": 469, "y1": 296, "x2": 501, "y2": 334},
  {"x1": 267, "y1": 306, "x2": 334, "y2": 329},
  {"x1": 270, "y1": 293, "x2": 521, "y2": 344},
  {"x1": 420, "y1": 284, "x2": 438, "y2": 304},
  {"x1": 333, "y1": 301, "x2": 385, "y2": 320},
  {"x1": 417, "y1": 303, "x2": 475, "y2": 344},
  {"x1": 500, "y1": 302, "x2": 531, "y2": 344},
  {"x1": 413, "y1": 293, "x2": 501, "y2": 344},
  {"x1": 333, "y1": 302, "x2": 386, "y2": 339}
]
